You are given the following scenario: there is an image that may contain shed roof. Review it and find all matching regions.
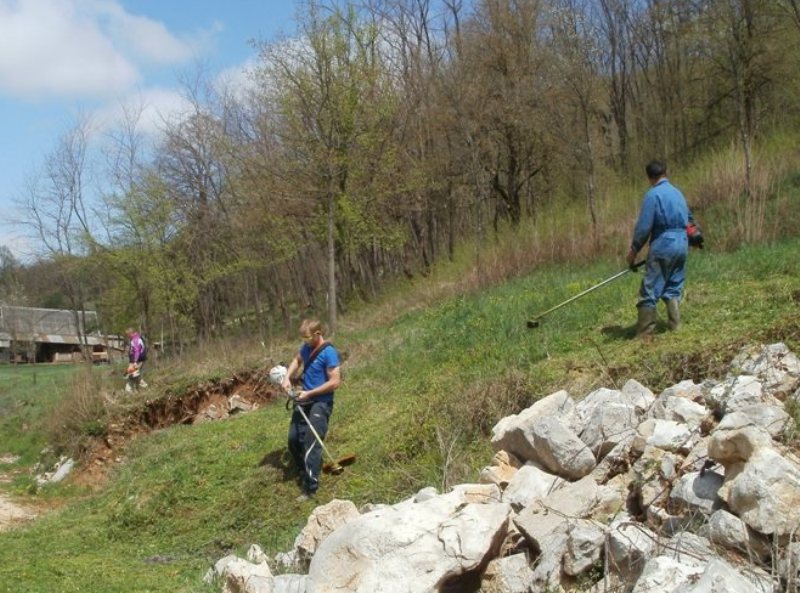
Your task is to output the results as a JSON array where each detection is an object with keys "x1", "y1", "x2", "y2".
[{"x1": 0, "y1": 306, "x2": 101, "y2": 339}]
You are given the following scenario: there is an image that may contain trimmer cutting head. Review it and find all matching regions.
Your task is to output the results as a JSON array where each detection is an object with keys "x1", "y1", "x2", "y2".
[
  {"x1": 325, "y1": 464, "x2": 344, "y2": 475},
  {"x1": 323, "y1": 453, "x2": 356, "y2": 474},
  {"x1": 526, "y1": 319, "x2": 541, "y2": 329}
]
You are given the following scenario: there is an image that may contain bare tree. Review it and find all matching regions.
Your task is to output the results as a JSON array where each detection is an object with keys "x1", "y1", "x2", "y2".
[
  {"x1": 99, "y1": 101, "x2": 160, "y2": 336},
  {"x1": 701, "y1": 0, "x2": 778, "y2": 242},
  {"x1": 597, "y1": 0, "x2": 638, "y2": 171},
  {"x1": 154, "y1": 68, "x2": 243, "y2": 339},
  {"x1": 548, "y1": 0, "x2": 606, "y2": 242},
  {"x1": 0, "y1": 246, "x2": 26, "y2": 305},
  {"x1": 778, "y1": 0, "x2": 800, "y2": 31},
  {"x1": 16, "y1": 115, "x2": 96, "y2": 359},
  {"x1": 458, "y1": 0, "x2": 551, "y2": 229}
]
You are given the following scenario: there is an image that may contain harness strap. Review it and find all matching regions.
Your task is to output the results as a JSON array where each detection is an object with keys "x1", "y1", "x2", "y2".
[{"x1": 304, "y1": 341, "x2": 331, "y2": 372}]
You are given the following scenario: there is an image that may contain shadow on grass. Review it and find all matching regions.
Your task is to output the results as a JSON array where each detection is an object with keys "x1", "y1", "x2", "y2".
[
  {"x1": 259, "y1": 448, "x2": 298, "y2": 483},
  {"x1": 600, "y1": 324, "x2": 638, "y2": 340}
]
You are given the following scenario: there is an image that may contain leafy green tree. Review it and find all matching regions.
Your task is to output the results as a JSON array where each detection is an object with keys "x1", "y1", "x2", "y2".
[{"x1": 255, "y1": 1, "x2": 405, "y2": 332}]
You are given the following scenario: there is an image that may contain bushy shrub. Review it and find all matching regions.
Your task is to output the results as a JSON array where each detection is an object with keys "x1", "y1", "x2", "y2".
[{"x1": 43, "y1": 365, "x2": 113, "y2": 457}]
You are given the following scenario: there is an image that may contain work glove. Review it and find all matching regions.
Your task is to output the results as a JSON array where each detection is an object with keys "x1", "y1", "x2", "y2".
[
  {"x1": 626, "y1": 247, "x2": 638, "y2": 270},
  {"x1": 284, "y1": 388, "x2": 299, "y2": 410}
]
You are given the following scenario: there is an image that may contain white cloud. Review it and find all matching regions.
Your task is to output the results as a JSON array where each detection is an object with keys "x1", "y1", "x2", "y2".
[
  {"x1": 93, "y1": 87, "x2": 193, "y2": 137},
  {"x1": 0, "y1": 0, "x2": 198, "y2": 99},
  {"x1": 90, "y1": 0, "x2": 198, "y2": 64},
  {"x1": 93, "y1": 56, "x2": 260, "y2": 139},
  {"x1": 214, "y1": 58, "x2": 259, "y2": 101}
]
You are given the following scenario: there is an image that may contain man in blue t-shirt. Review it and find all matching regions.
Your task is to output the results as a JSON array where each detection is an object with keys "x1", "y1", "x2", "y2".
[
  {"x1": 282, "y1": 319, "x2": 341, "y2": 501},
  {"x1": 627, "y1": 160, "x2": 693, "y2": 338}
]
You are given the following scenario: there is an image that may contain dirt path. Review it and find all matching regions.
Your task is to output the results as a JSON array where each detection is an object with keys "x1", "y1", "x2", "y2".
[
  {"x1": 0, "y1": 493, "x2": 36, "y2": 530},
  {"x1": 0, "y1": 455, "x2": 36, "y2": 531}
]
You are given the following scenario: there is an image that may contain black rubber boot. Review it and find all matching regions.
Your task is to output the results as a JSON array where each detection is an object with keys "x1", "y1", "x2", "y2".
[
  {"x1": 666, "y1": 299, "x2": 680, "y2": 331},
  {"x1": 636, "y1": 307, "x2": 657, "y2": 339}
]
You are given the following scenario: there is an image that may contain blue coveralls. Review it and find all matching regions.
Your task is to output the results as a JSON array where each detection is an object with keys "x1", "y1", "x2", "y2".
[
  {"x1": 287, "y1": 343, "x2": 340, "y2": 495},
  {"x1": 631, "y1": 179, "x2": 690, "y2": 309}
]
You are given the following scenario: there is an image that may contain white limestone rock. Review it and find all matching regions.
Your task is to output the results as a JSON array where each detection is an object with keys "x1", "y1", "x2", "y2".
[
  {"x1": 306, "y1": 490, "x2": 511, "y2": 593},
  {"x1": 637, "y1": 419, "x2": 697, "y2": 453},
  {"x1": 607, "y1": 514, "x2": 658, "y2": 581},
  {"x1": 716, "y1": 405, "x2": 791, "y2": 440},
  {"x1": 481, "y1": 553, "x2": 535, "y2": 593},
  {"x1": 730, "y1": 342, "x2": 800, "y2": 398},
  {"x1": 501, "y1": 464, "x2": 564, "y2": 510},
  {"x1": 292, "y1": 499, "x2": 360, "y2": 564},
  {"x1": 479, "y1": 450, "x2": 523, "y2": 488},
  {"x1": 717, "y1": 447, "x2": 800, "y2": 536},
  {"x1": 631, "y1": 555, "x2": 704, "y2": 593},
  {"x1": 491, "y1": 390, "x2": 580, "y2": 464},
  {"x1": 668, "y1": 470, "x2": 724, "y2": 515},
  {"x1": 702, "y1": 509, "x2": 771, "y2": 560}
]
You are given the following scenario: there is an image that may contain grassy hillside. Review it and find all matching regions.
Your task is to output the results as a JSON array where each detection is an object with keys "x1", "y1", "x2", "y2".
[{"x1": 1, "y1": 233, "x2": 799, "y2": 592}]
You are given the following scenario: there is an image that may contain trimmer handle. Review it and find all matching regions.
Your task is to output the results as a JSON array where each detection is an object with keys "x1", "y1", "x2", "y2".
[
  {"x1": 629, "y1": 259, "x2": 646, "y2": 272},
  {"x1": 284, "y1": 388, "x2": 298, "y2": 410}
]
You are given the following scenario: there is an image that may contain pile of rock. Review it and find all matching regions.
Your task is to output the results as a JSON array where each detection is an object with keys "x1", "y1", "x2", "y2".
[
  {"x1": 206, "y1": 342, "x2": 800, "y2": 593},
  {"x1": 34, "y1": 454, "x2": 75, "y2": 487}
]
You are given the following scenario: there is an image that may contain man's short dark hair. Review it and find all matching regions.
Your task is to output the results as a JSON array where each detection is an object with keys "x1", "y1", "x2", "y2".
[{"x1": 646, "y1": 160, "x2": 667, "y2": 180}]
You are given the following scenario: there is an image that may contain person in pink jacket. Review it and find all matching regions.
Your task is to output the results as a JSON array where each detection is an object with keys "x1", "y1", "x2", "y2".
[{"x1": 125, "y1": 328, "x2": 149, "y2": 392}]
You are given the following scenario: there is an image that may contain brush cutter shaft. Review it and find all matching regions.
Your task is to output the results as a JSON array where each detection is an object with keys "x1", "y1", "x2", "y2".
[{"x1": 528, "y1": 261, "x2": 645, "y2": 325}]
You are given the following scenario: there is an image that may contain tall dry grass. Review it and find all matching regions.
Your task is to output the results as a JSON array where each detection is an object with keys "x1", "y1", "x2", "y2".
[
  {"x1": 689, "y1": 141, "x2": 800, "y2": 249},
  {"x1": 412, "y1": 137, "x2": 800, "y2": 311},
  {"x1": 44, "y1": 365, "x2": 114, "y2": 457}
]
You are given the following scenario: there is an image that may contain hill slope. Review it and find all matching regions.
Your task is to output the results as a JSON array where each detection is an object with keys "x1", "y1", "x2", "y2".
[{"x1": 1, "y1": 237, "x2": 799, "y2": 593}]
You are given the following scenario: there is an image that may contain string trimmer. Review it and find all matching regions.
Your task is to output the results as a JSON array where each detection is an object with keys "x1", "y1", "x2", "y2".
[
  {"x1": 268, "y1": 365, "x2": 356, "y2": 475},
  {"x1": 526, "y1": 260, "x2": 646, "y2": 328}
]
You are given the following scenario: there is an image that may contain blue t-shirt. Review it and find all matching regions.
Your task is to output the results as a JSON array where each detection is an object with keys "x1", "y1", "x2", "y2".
[{"x1": 300, "y1": 342, "x2": 340, "y2": 403}]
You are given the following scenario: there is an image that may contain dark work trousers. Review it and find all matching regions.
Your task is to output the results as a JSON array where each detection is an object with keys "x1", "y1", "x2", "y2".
[{"x1": 287, "y1": 400, "x2": 333, "y2": 494}]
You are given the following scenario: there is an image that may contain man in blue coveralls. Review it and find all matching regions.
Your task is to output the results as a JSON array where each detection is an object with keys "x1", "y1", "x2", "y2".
[
  {"x1": 282, "y1": 319, "x2": 341, "y2": 501},
  {"x1": 626, "y1": 160, "x2": 692, "y2": 339}
]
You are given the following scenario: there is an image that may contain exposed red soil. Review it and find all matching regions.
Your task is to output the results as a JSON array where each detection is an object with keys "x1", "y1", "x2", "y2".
[{"x1": 75, "y1": 368, "x2": 283, "y2": 488}]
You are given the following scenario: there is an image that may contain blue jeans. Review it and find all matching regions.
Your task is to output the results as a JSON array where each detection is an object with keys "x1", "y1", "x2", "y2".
[
  {"x1": 638, "y1": 231, "x2": 688, "y2": 309},
  {"x1": 287, "y1": 400, "x2": 333, "y2": 494}
]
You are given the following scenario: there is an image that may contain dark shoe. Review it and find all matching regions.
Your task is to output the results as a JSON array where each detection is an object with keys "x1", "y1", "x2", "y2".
[
  {"x1": 636, "y1": 307, "x2": 657, "y2": 340},
  {"x1": 666, "y1": 299, "x2": 680, "y2": 331}
]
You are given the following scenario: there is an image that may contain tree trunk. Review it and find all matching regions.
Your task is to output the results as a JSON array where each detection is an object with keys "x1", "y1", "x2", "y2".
[{"x1": 327, "y1": 191, "x2": 337, "y2": 334}]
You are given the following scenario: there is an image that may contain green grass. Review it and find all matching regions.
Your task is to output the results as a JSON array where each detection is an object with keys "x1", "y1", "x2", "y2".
[
  {"x1": 0, "y1": 365, "x2": 81, "y2": 466},
  {"x1": 1, "y1": 236, "x2": 799, "y2": 593}
]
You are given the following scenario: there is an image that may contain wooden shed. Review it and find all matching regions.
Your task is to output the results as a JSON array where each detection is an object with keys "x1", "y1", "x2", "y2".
[{"x1": 0, "y1": 305, "x2": 123, "y2": 364}]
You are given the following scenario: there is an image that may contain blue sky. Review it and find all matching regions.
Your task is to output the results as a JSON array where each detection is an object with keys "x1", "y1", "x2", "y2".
[{"x1": 0, "y1": 0, "x2": 299, "y2": 258}]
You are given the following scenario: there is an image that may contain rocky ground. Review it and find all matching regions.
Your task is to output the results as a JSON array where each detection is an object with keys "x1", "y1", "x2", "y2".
[{"x1": 206, "y1": 341, "x2": 800, "y2": 593}]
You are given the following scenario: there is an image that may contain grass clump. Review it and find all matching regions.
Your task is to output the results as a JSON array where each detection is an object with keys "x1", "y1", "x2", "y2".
[{"x1": 43, "y1": 366, "x2": 114, "y2": 453}]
